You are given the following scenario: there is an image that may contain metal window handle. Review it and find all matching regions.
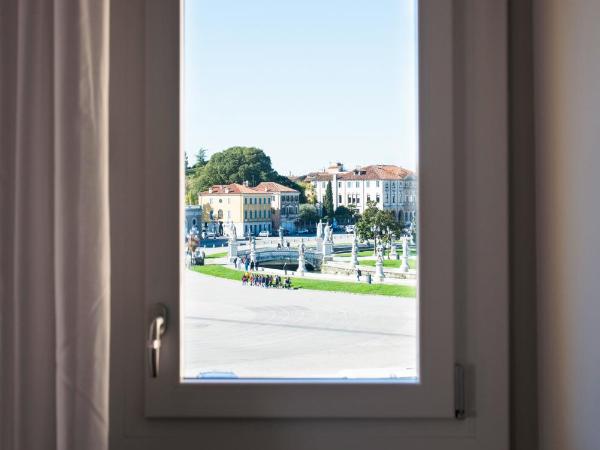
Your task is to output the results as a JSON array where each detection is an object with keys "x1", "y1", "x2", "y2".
[{"x1": 148, "y1": 304, "x2": 168, "y2": 378}]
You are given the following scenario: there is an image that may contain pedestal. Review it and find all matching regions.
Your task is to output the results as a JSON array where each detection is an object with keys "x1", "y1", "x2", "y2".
[
  {"x1": 228, "y1": 240, "x2": 238, "y2": 263},
  {"x1": 390, "y1": 245, "x2": 398, "y2": 260},
  {"x1": 322, "y1": 240, "x2": 333, "y2": 257},
  {"x1": 297, "y1": 254, "x2": 306, "y2": 275},
  {"x1": 375, "y1": 260, "x2": 385, "y2": 282}
]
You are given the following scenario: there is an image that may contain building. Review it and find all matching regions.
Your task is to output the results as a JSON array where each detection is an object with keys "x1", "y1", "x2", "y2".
[
  {"x1": 197, "y1": 183, "x2": 272, "y2": 237},
  {"x1": 254, "y1": 182, "x2": 300, "y2": 233},
  {"x1": 305, "y1": 164, "x2": 417, "y2": 223}
]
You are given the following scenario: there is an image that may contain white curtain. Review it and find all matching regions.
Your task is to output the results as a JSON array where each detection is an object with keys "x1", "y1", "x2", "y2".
[{"x1": 1, "y1": 1, "x2": 110, "y2": 449}]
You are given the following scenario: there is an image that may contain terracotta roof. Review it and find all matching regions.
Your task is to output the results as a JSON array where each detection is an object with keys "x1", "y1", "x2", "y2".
[
  {"x1": 338, "y1": 165, "x2": 413, "y2": 181},
  {"x1": 254, "y1": 182, "x2": 298, "y2": 193},
  {"x1": 200, "y1": 182, "x2": 299, "y2": 196},
  {"x1": 200, "y1": 183, "x2": 261, "y2": 195},
  {"x1": 302, "y1": 165, "x2": 414, "y2": 182}
]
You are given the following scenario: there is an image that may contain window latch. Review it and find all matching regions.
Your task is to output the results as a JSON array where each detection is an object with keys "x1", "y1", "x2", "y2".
[{"x1": 148, "y1": 304, "x2": 168, "y2": 378}]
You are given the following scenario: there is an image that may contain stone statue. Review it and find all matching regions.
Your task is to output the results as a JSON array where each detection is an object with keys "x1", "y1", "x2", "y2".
[
  {"x1": 297, "y1": 238, "x2": 306, "y2": 275},
  {"x1": 350, "y1": 232, "x2": 359, "y2": 267},
  {"x1": 375, "y1": 243, "x2": 385, "y2": 281},
  {"x1": 229, "y1": 223, "x2": 237, "y2": 241},
  {"x1": 316, "y1": 219, "x2": 323, "y2": 239},
  {"x1": 400, "y1": 236, "x2": 410, "y2": 272},
  {"x1": 324, "y1": 223, "x2": 333, "y2": 242}
]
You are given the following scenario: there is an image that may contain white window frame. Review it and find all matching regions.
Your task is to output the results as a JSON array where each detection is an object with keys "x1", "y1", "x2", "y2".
[{"x1": 109, "y1": 0, "x2": 508, "y2": 448}]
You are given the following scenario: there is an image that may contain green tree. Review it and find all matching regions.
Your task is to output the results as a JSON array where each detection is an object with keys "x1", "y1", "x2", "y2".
[
  {"x1": 299, "y1": 203, "x2": 319, "y2": 227},
  {"x1": 323, "y1": 180, "x2": 334, "y2": 220},
  {"x1": 184, "y1": 146, "x2": 307, "y2": 204},
  {"x1": 355, "y1": 201, "x2": 401, "y2": 254},
  {"x1": 334, "y1": 205, "x2": 353, "y2": 224}
]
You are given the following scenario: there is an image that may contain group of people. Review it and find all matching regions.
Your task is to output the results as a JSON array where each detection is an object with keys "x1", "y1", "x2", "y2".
[{"x1": 241, "y1": 272, "x2": 292, "y2": 289}]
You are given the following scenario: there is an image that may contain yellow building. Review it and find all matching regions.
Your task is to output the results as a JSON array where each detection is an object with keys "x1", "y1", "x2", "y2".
[{"x1": 198, "y1": 183, "x2": 273, "y2": 237}]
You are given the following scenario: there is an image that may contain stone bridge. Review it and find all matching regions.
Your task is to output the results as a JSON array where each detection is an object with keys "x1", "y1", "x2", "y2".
[{"x1": 234, "y1": 243, "x2": 373, "y2": 271}]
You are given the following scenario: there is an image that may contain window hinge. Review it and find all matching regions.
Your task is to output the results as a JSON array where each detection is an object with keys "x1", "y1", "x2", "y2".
[{"x1": 454, "y1": 364, "x2": 466, "y2": 420}]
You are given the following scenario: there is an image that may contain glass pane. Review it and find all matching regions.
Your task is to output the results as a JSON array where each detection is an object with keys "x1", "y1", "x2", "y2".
[{"x1": 182, "y1": 0, "x2": 418, "y2": 380}]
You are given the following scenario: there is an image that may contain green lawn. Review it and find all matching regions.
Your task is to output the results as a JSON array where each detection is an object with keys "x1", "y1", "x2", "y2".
[
  {"x1": 190, "y1": 265, "x2": 416, "y2": 298},
  {"x1": 336, "y1": 250, "x2": 377, "y2": 258},
  {"x1": 204, "y1": 251, "x2": 227, "y2": 259},
  {"x1": 358, "y1": 258, "x2": 417, "y2": 270},
  {"x1": 336, "y1": 248, "x2": 417, "y2": 258}
]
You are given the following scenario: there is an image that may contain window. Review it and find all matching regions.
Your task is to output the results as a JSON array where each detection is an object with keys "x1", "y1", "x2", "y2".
[
  {"x1": 355, "y1": 181, "x2": 360, "y2": 187},
  {"x1": 116, "y1": 2, "x2": 510, "y2": 442},
  {"x1": 339, "y1": 195, "x2": 342, "y2": 203},
  {"x1": 376, "y1": 180, "x2": 380, "y2": 187},
  {"x1": 367, "y1": 194, "x2": 371, "y2": 202},
  {"x1": 244, "y1": 211, "x2": 247, "y2": 219},
  {"x1": 338, "y1": 181, "x2": 342, "y2": 188},
  {"x1": 366, "y1": 181, "x2": 370, "y2": 188},
  {"x1": 347, "y1": 181, "x2": 351, "y2": 187},
  {"x1": 376, "y1": 194, "x2": 380, "y2": 203}
]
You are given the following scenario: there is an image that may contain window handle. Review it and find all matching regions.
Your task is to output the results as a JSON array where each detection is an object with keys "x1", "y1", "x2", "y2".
[{"x1": 148, "y1": 304, "x2": 168, "y2": 378}]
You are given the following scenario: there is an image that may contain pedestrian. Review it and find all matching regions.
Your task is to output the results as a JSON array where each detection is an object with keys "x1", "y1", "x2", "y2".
[
  {"x1": 356, "y1": 268, "x2": 362, "y2": 282},
  {"x1": 250, "y1": 260, "x2": 254, "y2": 271},
  {"x1": 233, "y1": 257, "x2": 238, "y2": 268},
  {"x1": 244, "y1": 257, "x2": 249, "y2": 271}
]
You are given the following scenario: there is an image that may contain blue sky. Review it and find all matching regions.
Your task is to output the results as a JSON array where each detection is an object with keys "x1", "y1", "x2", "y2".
[{"x1": 183, "y1": 0, "x2": 417, "y2": 175}]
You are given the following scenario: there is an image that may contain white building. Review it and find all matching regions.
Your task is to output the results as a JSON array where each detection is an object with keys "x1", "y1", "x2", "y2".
[{"x1": 306, "y1": 164, "x2": 417, "y2": 223}]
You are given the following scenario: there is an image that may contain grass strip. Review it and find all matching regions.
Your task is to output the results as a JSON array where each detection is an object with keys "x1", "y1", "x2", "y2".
[
  {"x1": 191, "y1": 265, "x2": 416, "y2": 298},
  {"x1": 204, "y1": 251, "x2": 228, "y2": 259},
  {"x1": 358, "y1": 258, "x2": 417, "y2": 269}
]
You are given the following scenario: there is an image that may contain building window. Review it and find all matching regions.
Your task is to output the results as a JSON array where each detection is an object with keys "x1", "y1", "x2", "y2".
[
  {"x1": 322, "y1": 182, "x2": 326, "y2": 188},
  {"x1": 244, "y1": 211, "x2": 247, "y2": 219},
  {"x1": 376, "y1": 194, "x2": 380, "y2": 203},
  {"x1": 217, "y1": 209, "x2": 223, "y2": 219},
  {"x1": 219, "y1": 198, "x2": 222, "y2": 203},
  {"x1": 376, "y1": 181, "x2": 380, "y2": 187},
  {"x1": 367, "y1": 194, "x2": 371, "y2": 202},
  {"x1": 338, "y1": 181, "x2": 341, "y2": 188},
  {"x1": 209, "y1": 198, "x2": 213, "y2": 204},
  {"x1": 356, "y1": 196, "x2": 360, "y2": 204},
  {"x1": 338, "y1": 195, "x2": 342, "y2": 203},
  {"x1": 347, "y1": 181, "x2": 351, "y2": 187},
  {"x1": 366, "y1": 181, "x2": 370, "y2": 188},
  {"x1": 355, "y1": 181, "x2": 359, "y2": 188},
  {"x1": 392, "y1": 195, "x2": 395, "y2": 203}
]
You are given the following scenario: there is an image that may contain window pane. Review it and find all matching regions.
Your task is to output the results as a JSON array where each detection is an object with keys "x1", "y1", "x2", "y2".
[{"x1": 183, "y1": 0, "x2": 418, "y2": 380}]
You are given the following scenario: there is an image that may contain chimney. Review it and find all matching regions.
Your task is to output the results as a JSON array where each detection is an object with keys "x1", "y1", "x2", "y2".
[
  {"x1": 243, "y1": 180, "x2": 249, "y2": 187},
  {"x1": 208, "y1": 187, "x2": 213, "y2": 193}
]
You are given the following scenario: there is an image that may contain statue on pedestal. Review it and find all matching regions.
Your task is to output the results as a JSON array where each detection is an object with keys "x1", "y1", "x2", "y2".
[
  {"x1": 297, "y1": 238, "x2": 306, "y2": 275},
  {"x1": 375, "y1": 243, "x2": 385, "y2": 281},
  {"x1": 350, "y1": 232, "x2": 359, "y2": 267},
  {"x1": 400, "y1": 236, "x2": 410, "y2": 272}
]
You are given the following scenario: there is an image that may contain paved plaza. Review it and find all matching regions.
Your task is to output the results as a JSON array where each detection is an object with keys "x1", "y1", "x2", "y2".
[{"x1": 182, "y1": 268, "x2": 418, "y2": 379}]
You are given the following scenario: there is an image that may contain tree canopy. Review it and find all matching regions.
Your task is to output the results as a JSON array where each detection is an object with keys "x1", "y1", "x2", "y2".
[
  {"x1": 323, "y1": 180, "x2": 334, "y2": 220},
  {"x1": 355, "y1": 201, "x2": 401, "y2": 246},
  {"x1": 298, "y1": 203, "x2": 319, "y2": 226},
  {"x1": 184, "y1": 146, "x2": 305, "y2": 204}
]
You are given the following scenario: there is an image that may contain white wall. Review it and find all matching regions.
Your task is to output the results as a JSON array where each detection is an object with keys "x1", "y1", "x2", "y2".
[{"x1": 534, "y1": 2, "x2": 600, "y2": 449}]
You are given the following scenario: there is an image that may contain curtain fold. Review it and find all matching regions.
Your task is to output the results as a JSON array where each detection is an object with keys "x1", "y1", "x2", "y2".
[{"x1": 1, "y1": 1, "x2": 110, "y2": 449}]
